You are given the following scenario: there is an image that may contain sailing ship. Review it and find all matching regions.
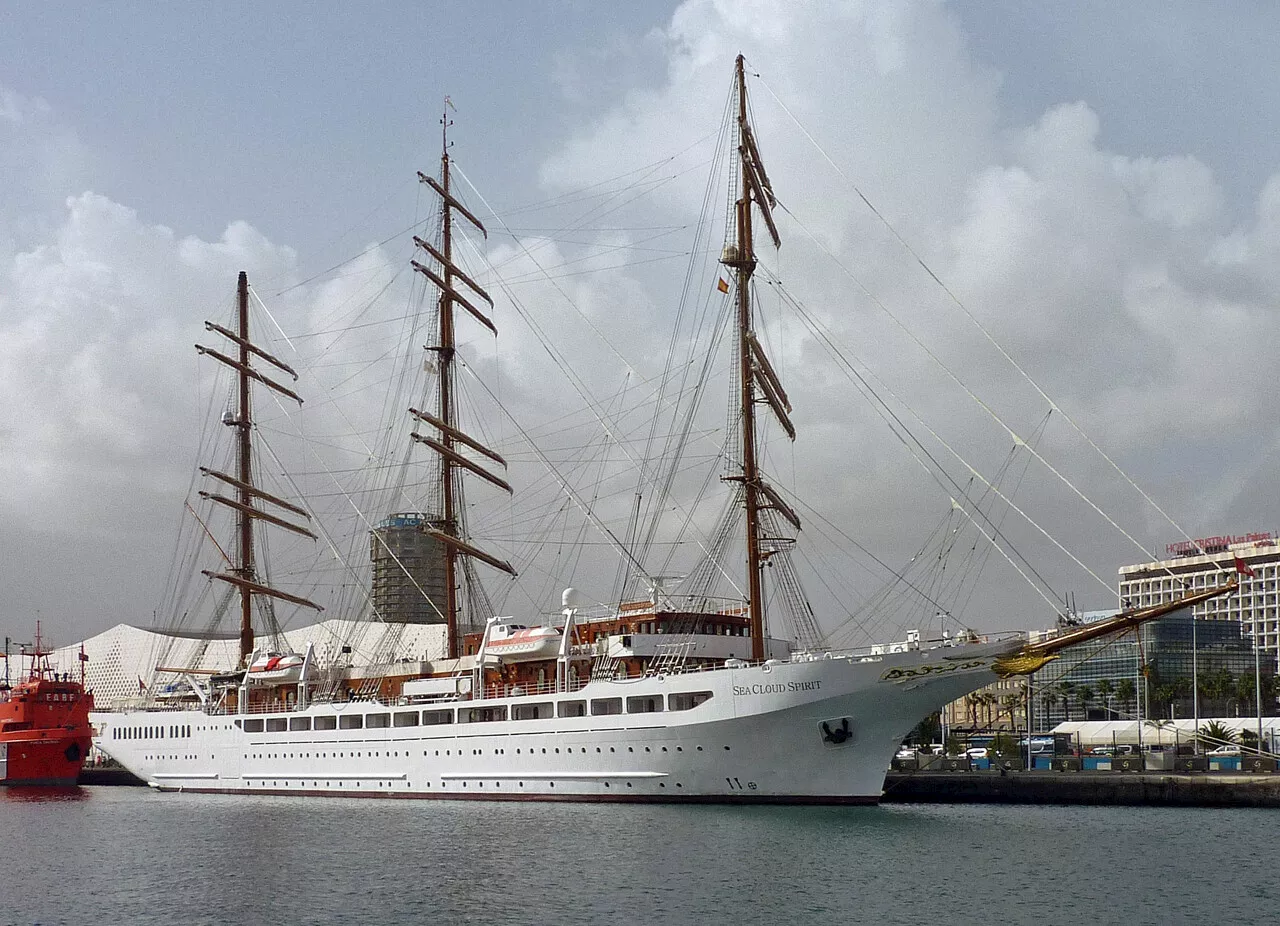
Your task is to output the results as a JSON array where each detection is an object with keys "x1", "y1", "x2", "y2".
[
  {"x1": 91, "y1": 57, "x2": 1235, "y2": 802},
  {"x1": 2, "y1": 626, "x2": 94, "y2": 786}
]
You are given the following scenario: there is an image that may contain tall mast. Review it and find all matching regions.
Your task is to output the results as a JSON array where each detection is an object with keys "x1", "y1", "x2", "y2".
[
  {"x1": 411, "y1": 101, "x2": 516, "y2": 660},
  {"x1": 438, "y1": 108, "x2": 460, "y2": 658},
  {"x1": 196, "y1": 273, "x2": 322, "y2": 668},
  {"x1": 735, "y1": 57, "x2": 765, "y2": 661},
  {"x1": 235, "y1": 271, "x2": 255, "y2": 665},
  {"x1": 722, "y1": 55, "x2": 796, "y2": 662}
]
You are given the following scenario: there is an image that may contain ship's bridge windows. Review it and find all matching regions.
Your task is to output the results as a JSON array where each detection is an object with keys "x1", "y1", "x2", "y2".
[
  {"x1": 590, "y1": 698, "x2": 623, "y2": 716},
  {"x1": 234, "y1": 719, "x2": 242, "y2": 729},
  {"x1": 627, "y1": 696, "x2": 663, "y2": 714},
  {"x1": 668, "y1": 691, "x2": 713, "y2": 711},
  {"x1": 557, "y1": 700, "x2": 586, "y2": 718},
  {"x1": 339, "y1": 715, "x2": 363, "y2": 730},
  {"x1": 366, "y1": 713, "x2": 390, "y2": 729},
  {"x1": 459, "y1": 705, "x2": 507, "y2": 723},
  {"x1": 266, "y1": 718, "x2": 288, "y2": 733},
  {"x1": 314, "y1": 716, "x2": 337, "y2": 731},
  {"x1": 288, "y1": 717, "x2": 311, "y2": 732},
  {"x1": 422, "y1": 709, "x2": 454, "y2": 726},
  {"x1": 512, "y1": 702, "x2": 553, "y2": 721},
  {"x1": 243, "y1": 718, "x2": 265, "y2": 733},
  {"x1": 393, "y1": 711, "x2": 420, "y2": 728}
]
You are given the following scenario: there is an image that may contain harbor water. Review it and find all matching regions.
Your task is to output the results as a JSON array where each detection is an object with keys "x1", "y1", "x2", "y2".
[{"x1": 4, "y1": 786, "x2": 1275, "y2": 925}]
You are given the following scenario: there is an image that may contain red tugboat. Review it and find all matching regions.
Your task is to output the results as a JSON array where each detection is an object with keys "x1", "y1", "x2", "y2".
[{"x1": 1, "y1": 625, "x2": 94, "y2": 786}]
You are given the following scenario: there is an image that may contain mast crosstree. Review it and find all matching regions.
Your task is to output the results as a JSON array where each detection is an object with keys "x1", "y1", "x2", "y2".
[{"x1": 411, "y1": 105, "x2": 516, "y2": 661}]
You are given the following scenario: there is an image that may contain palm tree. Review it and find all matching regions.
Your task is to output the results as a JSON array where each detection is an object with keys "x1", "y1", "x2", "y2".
[
  {"x1": 1117, "y1": 678, "x2": 1136, "y2": 713},
  {"x1": 1145, "y1": 718, "x2": 1174, "y2": 746},
  {"x1": 1060, "y1": 682, "x2": 1076, "y2": 721},
  {"x1": 1198, "y1": 720, "x2": 1235, "y2": 750},
  {"x1": 1077, "y1": 686, "x2": 1094, "y2": 718},
  {"x1": 1238, "y1": 671, "x2": 1259, "y2": 714},
  {"x1": 1097, "y1": 679, "x2": 1114, "y2": 717}
]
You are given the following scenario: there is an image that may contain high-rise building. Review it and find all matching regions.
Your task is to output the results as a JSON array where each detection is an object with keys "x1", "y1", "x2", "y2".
[
  {"x1": 1119, "y1": 531, "x2": 1280, "y2": 655},
  {"x1": 369, "y1": 513, "x2": 448, "y2": 624}
]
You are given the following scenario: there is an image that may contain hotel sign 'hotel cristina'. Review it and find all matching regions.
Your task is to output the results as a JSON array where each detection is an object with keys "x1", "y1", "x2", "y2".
[{"x1": 1120, "y1": 530, "x2": 1280, "y2": 655}]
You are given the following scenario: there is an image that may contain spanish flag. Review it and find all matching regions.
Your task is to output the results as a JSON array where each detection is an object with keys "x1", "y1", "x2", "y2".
[{"x1": 716, "y1": 277, "x2": 730, "y2": 294}]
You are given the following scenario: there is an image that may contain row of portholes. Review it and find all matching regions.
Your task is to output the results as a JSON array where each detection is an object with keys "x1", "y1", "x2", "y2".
[
  {"x1": 430, "y1": 744, "x2": 725, "y2": 756},
  {"x1": 241, "y1": 779, "x2": 684, "y2": 791},
  {"x1": 247, "y1": 750, "x2": 411, "y2": 760}
]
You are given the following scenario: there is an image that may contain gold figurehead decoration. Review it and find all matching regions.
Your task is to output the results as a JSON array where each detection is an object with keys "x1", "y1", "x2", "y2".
[{"x1": 990, "y1": 578, "x2": 1239, "y2": 679}]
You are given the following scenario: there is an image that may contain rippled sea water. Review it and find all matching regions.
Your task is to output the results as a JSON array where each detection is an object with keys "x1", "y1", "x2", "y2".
[{"x1": 4, "y1": 786, "x2": 1276, "y2": 926}]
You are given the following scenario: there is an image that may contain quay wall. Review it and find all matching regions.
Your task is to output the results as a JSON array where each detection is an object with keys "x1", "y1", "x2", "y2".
[{"x1": 882, "y1": 770, "x2": 1280, "y2": 808}]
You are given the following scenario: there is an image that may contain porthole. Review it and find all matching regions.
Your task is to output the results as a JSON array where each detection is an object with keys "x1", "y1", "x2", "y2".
[{"x1": 697, "y1": 746, "x2": 703, "y2": 751}]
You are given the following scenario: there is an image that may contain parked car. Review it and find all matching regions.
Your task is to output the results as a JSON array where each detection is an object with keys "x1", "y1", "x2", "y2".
[
  {"x1": 895, "y1": 747, "x2": 917, "y2": 760},
  {"x1": 1208, "y1": 744, "x2": 1241, "y2": 756},
  {"x1": 1088, "y1": 746, "x2": 1116, "y2": 756},
  {"x1": 965, "y1": 747, "x2": 989, "y2": 759}
]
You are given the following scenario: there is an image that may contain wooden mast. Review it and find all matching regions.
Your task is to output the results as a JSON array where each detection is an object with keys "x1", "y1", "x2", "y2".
[
  {"x1": 734, "y1": 56, "x2": 766, "y2": 662},
  {"x1": 723, "y1": 55, "x2": 794, "y2": 662},
  {"x1": 195, "y1": 273, "x2": 322, "y2": 668},
  {"x1": 412, "y1": 102, "x2": 515, "y2": 661},
  {"x1": 439, "y1": 108, "x2": 461, "y2": 659},
  {"x1": 235, "y1": 271, "x2": 255, "y2": 664}
]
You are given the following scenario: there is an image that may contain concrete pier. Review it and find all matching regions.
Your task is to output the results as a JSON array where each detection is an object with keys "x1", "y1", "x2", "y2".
[{"x1": 882, "y1": 769, "x2": 1280, "y2": 808}]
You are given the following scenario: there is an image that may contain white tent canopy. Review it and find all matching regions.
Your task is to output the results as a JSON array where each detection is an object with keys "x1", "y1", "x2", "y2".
[{"x1": 1052, "y1": 718, "x2": 1280, "y2": 747}]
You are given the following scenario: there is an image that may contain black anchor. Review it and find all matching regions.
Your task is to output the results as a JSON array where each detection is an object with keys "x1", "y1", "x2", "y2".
[{"x1": 821, "y1": 718, "x2": 852, "y2": 744}]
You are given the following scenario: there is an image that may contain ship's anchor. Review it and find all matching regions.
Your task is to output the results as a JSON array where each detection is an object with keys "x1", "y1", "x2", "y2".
[{"x1": 821, "y1": 718, "x2": 852, "y2": 745}]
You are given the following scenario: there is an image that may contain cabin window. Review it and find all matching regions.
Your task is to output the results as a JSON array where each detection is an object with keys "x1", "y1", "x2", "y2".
[
  {"x1": 590, "y1": 698, "x2": 623, "y2": 716},
  {"x1": 422, "y1": 710, "x2": 454, "y2": 726},
  {"x1": 459, "y1": 706, "x2": 507, "y2": 723},
  {"x1": 314, "y1": 716, "x2": 337, "y2": 731},
  {"x1": 266, "y1": 718, "x2": 288, "y2": 732},
  {"x1": 512, "y1": 702, "x2": 553, "y2": 721},
  {"x1": 668, "y1": 691, "x2": 713, "y2": 711},
  {"x1": 626, "y1": 696, "x2": 663, "y2": 714},
  {"x1": 557, "y1": 700, "x2": 587, "y2": 718},
  {"x1": 243, "y1": 719, "x2": 265, "y2": 733},
  {"x1": 289, "y1": 717, "x2": 312, "y2": 732},
  {"x1": 339, "y1": 715, "x2": 363, "y2": 730},
  {"x1": 366, "y1": 713, "x2": 390, "y2": 729},
  {"x1": 393, "y1": 711, "x2": 420, "y2": 728}
]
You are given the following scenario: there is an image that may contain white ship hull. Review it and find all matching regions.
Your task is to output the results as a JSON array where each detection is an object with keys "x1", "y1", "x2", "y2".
[{"x1": 92, "y1": 639, "x2": 1016, "y2": 803}]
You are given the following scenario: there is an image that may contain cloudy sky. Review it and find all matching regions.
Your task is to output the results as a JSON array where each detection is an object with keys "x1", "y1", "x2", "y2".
[{"x1": 3, "y1": 1, "x2": 1279, "y2": 651}]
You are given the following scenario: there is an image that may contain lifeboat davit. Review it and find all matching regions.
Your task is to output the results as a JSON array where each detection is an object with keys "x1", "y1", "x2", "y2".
[
  {"x1": 247, "y1": 652, "x2": 305, "y2": 682},
  {"x1": 484, "y1": 624, "x2": 562, "y2": 661}
]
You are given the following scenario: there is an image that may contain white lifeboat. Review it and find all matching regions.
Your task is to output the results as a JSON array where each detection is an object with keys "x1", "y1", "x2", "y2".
[
  {"x1": 483, "y1": 624, "x2": 561, "y2": 661},
  {"x1": 247, "y1": 652, "x2": 306, "y2": 682}
]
